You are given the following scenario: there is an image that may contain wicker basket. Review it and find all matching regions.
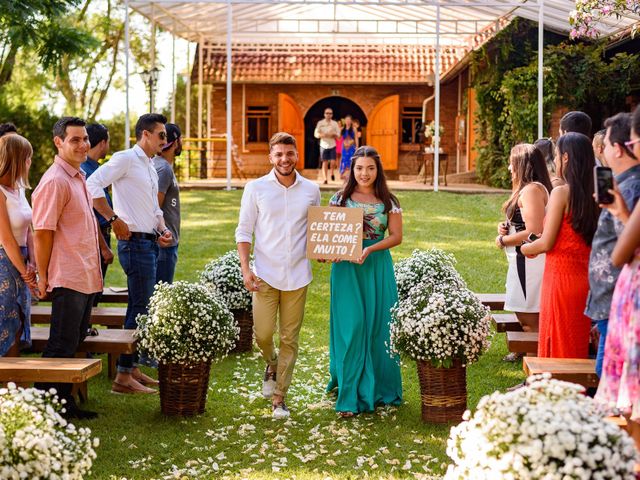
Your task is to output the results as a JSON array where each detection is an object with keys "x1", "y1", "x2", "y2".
[
  {"x1": 158, "y1": 361, "x2": 211, "y2": 416},
  {"x1": 416, "y1": 358, "x2": 467, "y2": 424},
  {"x1": 231, "y1": 309, "x2": 253, "y2": 353}
]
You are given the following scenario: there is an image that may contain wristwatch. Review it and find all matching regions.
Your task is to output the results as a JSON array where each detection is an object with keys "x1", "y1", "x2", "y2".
[{"x1": 107, "y1": 214, "x2": 118, "y2": 225}]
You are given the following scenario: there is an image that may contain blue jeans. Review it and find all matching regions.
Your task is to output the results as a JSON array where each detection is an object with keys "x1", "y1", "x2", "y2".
[
  {"x1": 117, "y1": 238, "x2": 158, "y2": 372},
  {"x1": 156, "y1": 245, "x2": 178, "y2": 284},
  {"x1": 595, "y1": 319, "x2": 608, "y2": 378}
]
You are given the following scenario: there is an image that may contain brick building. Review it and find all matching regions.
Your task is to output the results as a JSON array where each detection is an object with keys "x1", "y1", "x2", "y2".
[{"x1": 198, "y1": 43, "x2": 470, "y2": 179}]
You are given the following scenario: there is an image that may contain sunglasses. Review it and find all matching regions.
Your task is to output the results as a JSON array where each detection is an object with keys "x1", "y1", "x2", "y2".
[
  {"x1": 147, "y1": 130, "x2": 167, "y2": 140},
  {"x1": 624, "y1": 138, "x2": 640, "y2": 149}
]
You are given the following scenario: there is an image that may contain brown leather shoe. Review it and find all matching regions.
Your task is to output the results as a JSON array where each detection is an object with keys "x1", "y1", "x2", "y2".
[
  {"x1": 134, "y1": 371, "x2": 159, "y2": 386},
  {"x1": 111, "y1": 381, "x2": 157, "y2": 395}
]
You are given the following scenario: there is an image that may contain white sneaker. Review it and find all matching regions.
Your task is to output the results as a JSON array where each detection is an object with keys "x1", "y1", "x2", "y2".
[
  {"x1": 272, "y1": 401, "x2": 290, "y2": 419},
  {"x1": 262, "y1": 366, "x2": 276, "y2": 399}
]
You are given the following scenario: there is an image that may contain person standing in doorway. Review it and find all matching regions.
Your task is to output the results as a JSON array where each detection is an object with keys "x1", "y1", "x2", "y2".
[
  {"x1": 236, "y1": 132, "x2": 320, "y2": 419},
  {"x1": 87, "y1": 113, "x2": 172, "y2": 394},
  {"x1": 314, "y1": 108, "x2": 340, "y2": 184},
  {"x1": 153, "y1": 123, "x2": 182, "y2": 284}
]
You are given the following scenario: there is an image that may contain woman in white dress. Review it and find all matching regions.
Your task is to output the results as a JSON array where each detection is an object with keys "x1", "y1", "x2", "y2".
[{"x1": 495, "y1": 144, "x2": 552, "y2": 361}]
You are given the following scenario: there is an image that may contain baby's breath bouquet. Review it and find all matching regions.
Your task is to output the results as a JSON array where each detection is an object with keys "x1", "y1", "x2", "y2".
[
  {"x1": 136, "y1": 281, "x2": 239, "y2": 363},
  {"x1": 200, "y1": 251, "x2": 253, "y2": 311},
  {"x1": 0, "y1": 383, "x2": 98, "y2": 479},
  {"x1": 394, "y1": 248, "x2": 467, "y2": 302},
  {"x1": 446, "y1": 374, "x2": 639, "y2": 479},
  {"x1": 390, "y1": 279, "x2": 490, "y2": 367}
]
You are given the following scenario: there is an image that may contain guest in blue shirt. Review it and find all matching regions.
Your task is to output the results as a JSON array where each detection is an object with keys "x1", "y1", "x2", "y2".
[{"x1": 80, "y1": 124, "x2": 114, "y2": 297}]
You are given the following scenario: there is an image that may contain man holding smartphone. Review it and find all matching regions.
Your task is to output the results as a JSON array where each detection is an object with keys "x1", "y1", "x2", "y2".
[{"x1": 586, "y1": 112, "x2": 640, "y2": 378}]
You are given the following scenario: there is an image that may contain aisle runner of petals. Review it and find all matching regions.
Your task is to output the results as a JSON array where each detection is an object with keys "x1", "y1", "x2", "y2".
[{"x1": 117, "y1": 343, "x2": 442, "y2": 479}]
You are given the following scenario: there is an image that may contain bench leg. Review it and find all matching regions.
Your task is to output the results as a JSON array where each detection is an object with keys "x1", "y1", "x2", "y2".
[{"x1": 108, "y1": 354, "x2": 117, "y2": 379}]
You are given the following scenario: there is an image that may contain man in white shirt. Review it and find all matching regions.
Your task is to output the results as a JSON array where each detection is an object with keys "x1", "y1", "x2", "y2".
[
  {"x1": 314, "y1": 108, "x2": 340, "y2": 185},
  {"x1": 87, "y1": 113, "x2": 173, "y2": 395},
  {"x1": 236, "y1": 132, "x2": 321, "y2": 419}
]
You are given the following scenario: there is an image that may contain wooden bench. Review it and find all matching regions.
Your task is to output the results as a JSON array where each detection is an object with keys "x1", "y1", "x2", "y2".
[
  {"x1": 506, "y1": 331, "x2": 538, "y2": 353},
  {"x1": 30, "y1": 327, "x2": 136, "y2": 379},
  {"x1": 0, "y1": 357, "x2": 101, "y2": 384},
  {"x1": 523, "y1": 357, "x2": 599, "y2": 388},
  {"x1": 31, "y1": 305, "x2": 125, "y2": 329},
  {"x1": 101, "y1": 287, "x2": 128, "y2": 304},
  {"x1": 492, "y1": 313, "x2": 523, "y2": 333},
  {"x1": 475, "y1": 293, "x2": 505, "y2": 310}
]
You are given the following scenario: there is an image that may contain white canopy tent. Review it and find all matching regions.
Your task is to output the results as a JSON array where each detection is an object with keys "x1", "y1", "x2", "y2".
[{"x1": 125, "y1": 0, "x2": 639, "y2": 190}]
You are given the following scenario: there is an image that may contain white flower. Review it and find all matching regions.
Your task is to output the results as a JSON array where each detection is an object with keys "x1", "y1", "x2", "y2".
[
  {"x1": 0, "y1": 384, "x2": 97, "y2": 478},
  {"x1": 200, "y1": 251, "x2": 253, "y2": 311},
  {"x1": 389, "y1": 249, "x2": 490, "y2": 366},
  {"x1": 444, "y1": 375, "x2": 639, "y2": 479},
  {"x1": 135, "y1": 281, "x2": 240, "y2": 363}
]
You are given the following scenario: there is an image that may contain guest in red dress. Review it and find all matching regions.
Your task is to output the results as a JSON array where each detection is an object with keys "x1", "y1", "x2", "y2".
[{"x1": 521, "y1": 133, "x2": 600, "y2": 358}]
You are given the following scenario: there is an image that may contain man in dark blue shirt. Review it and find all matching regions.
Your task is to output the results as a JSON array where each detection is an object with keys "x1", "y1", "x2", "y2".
[{"x1": 81, "y1": 123, "x2": 114, "y2": 291}]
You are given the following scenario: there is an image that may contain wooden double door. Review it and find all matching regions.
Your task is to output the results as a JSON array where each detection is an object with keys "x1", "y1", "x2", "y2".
[{"x1": 278, "y1": 93, "x2": 399, "y2": 172}]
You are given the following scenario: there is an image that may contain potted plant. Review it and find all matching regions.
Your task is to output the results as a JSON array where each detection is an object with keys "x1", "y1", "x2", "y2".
[
  {"x1": 201, "y1": 251, "x2": 254, "y2": 353},
  {"x1": 445, "y1": 374, "x2": 639, "y2": 479},
  {"x1": 391, "y1": 249, "x2": 491, "y2": 423},
  {"x1": 0, "y1": 382, "x2": 98, "y2": 478},
  {"x1": 394, "y1": 248, "x2": 466, "y2": 302},
  {"x1": 136, "y1": 281, "x2": 239, "y2": 416}
]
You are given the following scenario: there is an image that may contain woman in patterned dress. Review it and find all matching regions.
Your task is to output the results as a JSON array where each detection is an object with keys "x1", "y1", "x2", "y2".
[
  {"x1": 326, "y1": 146, "x2": 403, "y2": 417},
  {"x1": 0, "y1": 134, "x2": 37, "y2": 356}
]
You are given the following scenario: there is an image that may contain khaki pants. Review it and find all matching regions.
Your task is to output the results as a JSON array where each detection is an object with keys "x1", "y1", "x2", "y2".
[{"x1": 252, "y1": 280, "x2": 308, "y2": 397}]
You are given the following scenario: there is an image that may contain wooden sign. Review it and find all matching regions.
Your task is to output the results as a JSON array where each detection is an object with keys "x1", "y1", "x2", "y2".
[{"x1": 306, "y1": 206, "x2": 363, "y2": 261}]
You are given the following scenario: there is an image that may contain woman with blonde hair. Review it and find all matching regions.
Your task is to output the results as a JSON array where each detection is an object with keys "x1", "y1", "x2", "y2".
[
  {"x1": 0, "y1": 134, "x2": 37, "y2": 356},
  {"x1": 496, "y1": 144, "x2": 552, "y2": 360}
]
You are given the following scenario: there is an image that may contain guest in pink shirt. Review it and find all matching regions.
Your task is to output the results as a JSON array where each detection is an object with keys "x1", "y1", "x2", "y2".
[{"x1": 32, "y1": 117, "x2": 110, "y2": 420}]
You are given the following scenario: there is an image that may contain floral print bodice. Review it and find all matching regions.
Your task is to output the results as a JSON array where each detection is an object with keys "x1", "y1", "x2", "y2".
[{"x1": 329, "y1": 193, "x2": 401, "y2": 240}]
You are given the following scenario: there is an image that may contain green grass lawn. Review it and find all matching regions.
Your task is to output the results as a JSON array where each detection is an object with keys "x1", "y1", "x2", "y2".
[{"x1": 84, "y1": 189, "x2": 524, "y2": 480}]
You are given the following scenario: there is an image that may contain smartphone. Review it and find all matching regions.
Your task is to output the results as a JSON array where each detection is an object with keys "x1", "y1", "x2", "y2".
[
  {"x1": 594, "y1": 166, "x2": 614, "y2": 204},
  {"x1": 527, "y1": 232, "x2": 540, "y2": 243}
]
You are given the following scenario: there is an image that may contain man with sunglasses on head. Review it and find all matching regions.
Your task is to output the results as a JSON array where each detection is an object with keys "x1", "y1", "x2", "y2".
[
  {"x1": 586, "y1": 112, "x2": 640, "y2": 380},
  {"x1": 314, "y1": 108, "x2": 340, "y2": 184},
  {"x1": 153, "y1": 123, "x2": 182, "y2": 284},
  {"x1": 87, "y1": 113, "x2": 172, "y2": 395}
]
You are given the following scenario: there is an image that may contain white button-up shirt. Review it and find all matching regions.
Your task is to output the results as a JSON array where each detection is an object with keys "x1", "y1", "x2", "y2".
[
  {"x1": 86, "y1": 144, "x2": 164, "y2": 234},
  {"x1": 235, "y1": 170, "x2": 321, "y2": 291}
]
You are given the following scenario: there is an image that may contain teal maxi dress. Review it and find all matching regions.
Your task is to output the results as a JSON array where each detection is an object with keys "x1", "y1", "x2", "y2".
[{"x1": 326, "y1": 193, "x2": 403, "y2": 414}]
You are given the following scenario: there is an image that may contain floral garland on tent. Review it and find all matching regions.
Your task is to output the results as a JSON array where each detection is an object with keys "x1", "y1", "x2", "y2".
[{"x1": 570, "y1": 1, "x2": 640, "y2": 39}]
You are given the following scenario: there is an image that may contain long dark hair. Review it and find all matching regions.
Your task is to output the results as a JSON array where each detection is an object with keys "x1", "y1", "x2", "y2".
[
  {"x1": 556, "y1": 132, "x2": 600, "y2": 245},
  {"x1": 503, "y1": 143, "x2": 553, "y2": 218},
  {"x1": 339, "y1": 145, "x2": 399, "y2": 213}
]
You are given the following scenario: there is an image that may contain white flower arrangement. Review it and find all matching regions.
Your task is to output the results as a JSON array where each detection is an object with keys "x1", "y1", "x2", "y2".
[
  {"x1": 0, "y1": 383, "x2": 98, "y2": 479},
  {"x1": 394, "y1": 248, "x2": 467, "y2": 302},
  {"x1": 445, "y1": 374, "x2": 639, "y2": 479},
  {"x1": 200, "y1": 251, "x2": 253, "y2": 311},
  {"x1": 423, "y1": 120, "x2": 444, "y2": 139},
  {"x1": 136, "y1": 281, "x2": 239, "y2": 364},
  {"x1": 390, "y1": 279, "x2": 491, "y2": 367}
]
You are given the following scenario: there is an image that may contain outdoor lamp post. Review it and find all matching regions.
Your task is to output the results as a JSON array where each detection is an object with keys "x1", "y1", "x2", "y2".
[{"x1": 140, "y1": 67, "x2": 160, "y2": 112}]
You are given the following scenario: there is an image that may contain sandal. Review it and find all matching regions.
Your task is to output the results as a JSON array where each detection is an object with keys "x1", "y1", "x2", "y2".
[
  {"x1": 502, "y1": 352, "x2": 524, "y2": 362},
  {"x1": 339, "y1": 411, "x2": 356, "y2": 418}
]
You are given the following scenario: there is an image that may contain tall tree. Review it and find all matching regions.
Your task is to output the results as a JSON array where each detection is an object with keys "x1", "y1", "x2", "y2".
[{"x1": 0, "y1": 0, "x2": 95, "y2": 88}]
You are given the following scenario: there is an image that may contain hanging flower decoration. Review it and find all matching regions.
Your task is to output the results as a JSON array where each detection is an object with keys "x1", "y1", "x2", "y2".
[{"x1": 569, "y1": 1, "x2": 640, "y2": 39}]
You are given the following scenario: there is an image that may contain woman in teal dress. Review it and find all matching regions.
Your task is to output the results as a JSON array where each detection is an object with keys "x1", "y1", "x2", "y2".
[{"x1": 326, "y1": 145, "x2": 403, "y2": 417}]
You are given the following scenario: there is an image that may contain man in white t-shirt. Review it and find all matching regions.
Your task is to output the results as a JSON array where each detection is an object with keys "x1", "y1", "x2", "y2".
[
  {"x1": 236, "y1": 132, "x2": 320, "y2": 419},
  {"x1": 314, "y1": 108, "x2": 340, "y2": 184}
]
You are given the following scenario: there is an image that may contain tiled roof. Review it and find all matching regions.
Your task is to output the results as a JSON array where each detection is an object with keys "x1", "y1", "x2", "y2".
[{"x1": 199, "y1": 44, "x2": 467, "y2": 84}]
